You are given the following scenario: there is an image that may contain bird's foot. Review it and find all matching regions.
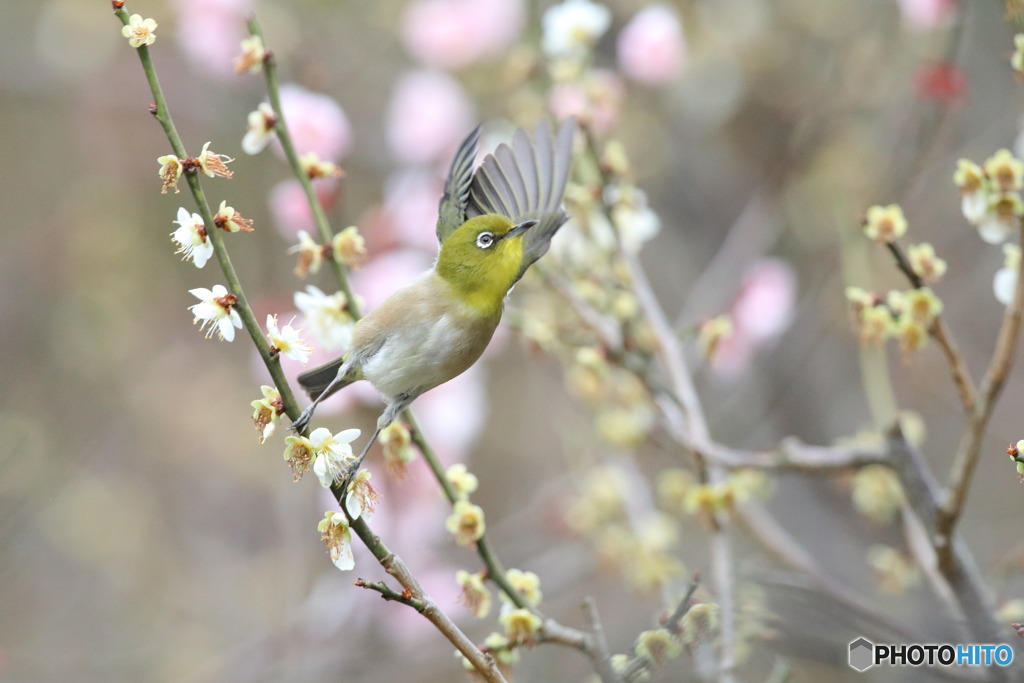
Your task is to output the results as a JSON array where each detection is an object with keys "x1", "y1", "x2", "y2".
[{"x1": 291, "y1": 407, "x2": 314, "y2": 433}]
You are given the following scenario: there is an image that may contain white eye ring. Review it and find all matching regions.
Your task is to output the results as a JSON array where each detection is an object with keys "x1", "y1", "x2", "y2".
[{"x1": 476, "y1": 232, "x2": 496, "y2": 249}]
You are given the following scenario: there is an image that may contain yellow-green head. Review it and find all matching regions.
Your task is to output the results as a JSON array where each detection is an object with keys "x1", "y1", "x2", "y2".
[{"x1": 435, "y1": 214, "x2": 536, "y2": 316}]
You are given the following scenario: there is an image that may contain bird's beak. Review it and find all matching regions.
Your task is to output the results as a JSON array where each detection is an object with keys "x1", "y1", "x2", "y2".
[{"x1": 503, "y1": 219, "x2": 538, "y2": 240}]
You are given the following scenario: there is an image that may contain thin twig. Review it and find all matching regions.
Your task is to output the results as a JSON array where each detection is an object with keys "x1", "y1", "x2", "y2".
[
  {"x1": 617, "y1": 249, "x2": 736, "y2": 679},
  {"x1": 941, "y1": 220, "x2": 1024, "y2": 535},
  {"x1": 346, "y1": 516, "x2": 507, "y2": 682},
  {"x1": 580, "y1": 125, "x2": 737, "y2": 680},
  {"x1": 885, "y1": 426, "x2": 1012, "y2": 674},
  {"x1": 662, "y1": 572, "x2": 701, "y2": 635},
  {"x1": 885, "y1": 241, "x2": 977, "y2": 415},
  {"x1": 247, "y1": 16, "x2": 360, "y2": 316},
  {"x1": 581, "y1": 597, "x2": 623, "y2": 683},
  {"x1": 406, "y1": 416, "x2": 533, "y2": 611},
  {"x1": 113, "y1": 8, "x2": 302, "y2": 421},
  {"x1": 702, "y1": 439, "x2": 888, "y2": 471},
  {"x1": 354, "y1": 578, "x2": 426, "y2": 610}
]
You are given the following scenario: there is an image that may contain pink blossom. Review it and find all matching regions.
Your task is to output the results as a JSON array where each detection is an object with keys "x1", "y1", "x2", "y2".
[
  {"x1": 360, "y1": 473, "x2": 461, "y2": 642},
  {"x1": 172, "y1": 0, "x2": 252, "y2": 79},
  {"x1": 712, "y1": 259, "x2": 797, "y2": 377},
  {"x1": 352, "y1": 248, "x2": 434, "y2": 310},
  {"x1": 616, "y1": 4, "x2": 687, "y2": 86},
  {"x1": 897, "y1": 0, "x2": 956, "y2": 31},
  {"x1": 401, "y1": 0, "x2": 524, "y2": 70},
  {"x1": 413, "y1": 365, "x2": 488, "y2": 457},
  {"x1": 276, "y1": 84, "x2": 352, "y2": 162},
  {"x1": 387, "y1": 70, "x2": 475, "y2": 165},
  {"x1": 549, "y1": 69, "x2": 623, "y2": 136},
  {"x1": 709, "y1": 332, "x2": 754, "y2": 379},
  {"x1": 268, "y1": 178, "x2": 340, "y2": 240},
  {"x1": 731, "y1": 259, "x2": 797, "y2": 342},
  {"x1": 383, "y1": 169, "x2": 447, "y2": 251}
]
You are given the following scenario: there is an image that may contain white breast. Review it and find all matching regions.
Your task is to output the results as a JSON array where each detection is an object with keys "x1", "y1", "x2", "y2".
[{"x1": 360, "y1": 313, "x2": 468, "y2": 401}]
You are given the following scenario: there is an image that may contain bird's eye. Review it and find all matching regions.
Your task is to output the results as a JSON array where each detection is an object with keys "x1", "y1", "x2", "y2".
[{"x1": 475, "y1": 232, "x2": 495, "y2": 249}]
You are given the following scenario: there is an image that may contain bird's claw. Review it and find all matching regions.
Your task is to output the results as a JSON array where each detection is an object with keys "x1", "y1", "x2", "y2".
[{"x1": 291, "y1": 408, "x2": 313, "y2": 433}]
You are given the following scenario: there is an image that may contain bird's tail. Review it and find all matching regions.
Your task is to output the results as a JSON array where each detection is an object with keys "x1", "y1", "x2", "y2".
[{"x1": 297, "y1": 357, "x2": 358, "y2": 401}]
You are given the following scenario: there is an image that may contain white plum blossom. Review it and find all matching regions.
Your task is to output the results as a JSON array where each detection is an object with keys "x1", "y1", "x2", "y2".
[
  {"x1": 542, "y1": 0, "x2": 611, "y2": 58},
  {"x1": 294, "y1": 285, "x2": 356, "y2": 351},
  {"x1": 266, "y1": 314, "x2": 313, "y2": 363},
  {"x1": 188, "y1": 285, "x2": 242, "y2": 341},
  {"x1": 242, "y1": 103, "x2": 276, "y2": 155},
  {"x1": 318, "y1": 511, "x2": 355, "y2": 571},
  {"x1": 309, "y1": 427, "x2": 361, "y2": 488},
  {"x1": 344, "y1": 469, "x2": 380, "y2": 520},
  {"x1": 122, "y1": 14, "x2": 157, "y2": 48},
  {"x1": 170, "y1": 207, "x2": 213, "y2": 268}
]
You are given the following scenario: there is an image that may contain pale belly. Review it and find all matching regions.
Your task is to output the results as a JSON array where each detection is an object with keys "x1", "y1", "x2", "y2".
[{"x1": 360, "y1": 311, "x2": 497, "y2": 402}]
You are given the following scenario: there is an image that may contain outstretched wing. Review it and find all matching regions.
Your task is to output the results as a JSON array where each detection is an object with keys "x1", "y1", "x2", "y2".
[
  {"x1": 436, "y1": 125, "x2": 482, "y2": 244},
  {"x1": 466, "y1": 118, "x2": 576, "y2": 283}
]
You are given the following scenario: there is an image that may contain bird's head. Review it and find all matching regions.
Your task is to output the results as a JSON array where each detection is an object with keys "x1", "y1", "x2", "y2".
[{"x1": 435, "y1": 214, "x2": 537, "y2": 314}]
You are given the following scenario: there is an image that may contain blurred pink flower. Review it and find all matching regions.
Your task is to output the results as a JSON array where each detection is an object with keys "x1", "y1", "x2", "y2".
[
  {"x1": 172, "y1": 0, "x2": 252, "y2": 79},
  {"x1": 384, "y1": 169, "x2": 447, "y2": 251},
  {"x1": 352, "y1": 248, "x2": 434, "y2": 310},
  {"x1": 712, "y1": 259, "x2": 797, "y2": 377},
  {"x1": 897, "y1": 0, "x2": 955, "y2": 31},
  {"x1": 361, "y1": 471, "x2": 463, "y2": 641},
  {"x1": 616, "y1": 4, "x2": 687, "y2": 86},
  {"x1": 413, "y1": 365, "x2": 488, "y2": 457},
  {"x1": 731, "y1": 259, "x2": 797, "y2": 342},
  {"x1": 709, "y1": 332, "x2": 753, "y2": 379},
  {"x1": 387, "y1": 70, "x2": 475, "y2": 165},
  {"x1": 275, "y1": 84, "x2": 352, "y2": 162},
  {"x1": 549, "y1": 69, "x2": 624, "y2": 135},
  {"x1": 401, "y1": 0, "x2": 524, "y2": 70},
  {"x1": 268, "y1": 178, "x2": 340, "y2": 240}
]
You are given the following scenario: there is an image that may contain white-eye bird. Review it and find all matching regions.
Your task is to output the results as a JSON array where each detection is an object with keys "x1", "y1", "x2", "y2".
[{"x1": 291, "y1": 118, "x2": 576, "y2": 476}]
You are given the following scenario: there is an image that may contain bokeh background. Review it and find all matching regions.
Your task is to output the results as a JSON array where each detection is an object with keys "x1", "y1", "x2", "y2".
[{"x1": 4, "y1": 0, "x2": 1024, "y2": 681}]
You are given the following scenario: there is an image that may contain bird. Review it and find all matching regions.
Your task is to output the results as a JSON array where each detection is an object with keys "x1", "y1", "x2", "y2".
[{"x1": 291, "y1": 118, "x2": 577, "y2": 479}]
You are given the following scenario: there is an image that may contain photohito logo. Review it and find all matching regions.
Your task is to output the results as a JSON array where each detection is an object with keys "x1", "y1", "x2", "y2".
[{"x1": 848, "y1": 637, "x2": 1013, "y2": 672}]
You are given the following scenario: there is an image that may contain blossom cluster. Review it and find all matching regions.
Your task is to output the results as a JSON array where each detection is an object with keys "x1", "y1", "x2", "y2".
[
  {"x1": 953, "y1": 151, "x2": 1024, "y2": 304},
  {"x1": 847, "y1": 201, "x2": 948, "y2": 352},
  {"x1": 954, "y1": 150, "x2": 1024, "y2": 245},
  {"x1": 846, "y1": 285, "x2": 943, "y2": 352}
]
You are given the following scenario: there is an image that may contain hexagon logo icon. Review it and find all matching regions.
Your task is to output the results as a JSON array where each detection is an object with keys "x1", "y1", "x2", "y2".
[{"x1": 849, "y1": 637, "x2": 875, "y2": 672}]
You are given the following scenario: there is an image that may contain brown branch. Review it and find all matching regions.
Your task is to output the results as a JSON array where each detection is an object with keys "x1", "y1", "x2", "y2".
[
  {"x1": 346, "y1": 516, "x2": 507, "y2": 683},
  {"x1": 540, "y1": 614, "x2": 623, "y2": 683},
  {"x1": 618, "y1": 247, "x2": 736, "y2": 680},
  {"x1": 702, "y1": 439, "x2": 888, "y2": 471},
  {"x1": 884, "y1": 427, "x2": 1015, "y2": 674},
  {"x1": 886, "y1": 241, "x2": 977, "y2": 415},
  {"x1": 662, "y1": 572, "x2": 701, "y2": 634},
  {"x1": 581, "y1": 597, "x2": 623, "y2": 683},
  {"x1": 354, "y1": 578, "x2": 425, "y2": 610},
  {"x1": 941, "y1": 220, "x2": 1024, "y2": 535}
]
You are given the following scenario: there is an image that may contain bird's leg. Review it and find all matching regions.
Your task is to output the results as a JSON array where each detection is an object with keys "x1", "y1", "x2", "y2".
[
  {"x1": 346, "y1": 424, "x2": 383, "y2": 482},
  {"x1": 338, "y1": 402, "x2": 406, "y2": 492},
  {"x1": 291, "y1": 360, "x2": 354, "y2": 433},
  {"x1": 339, "y1": 394, "x2": 412, "y2": 480}
]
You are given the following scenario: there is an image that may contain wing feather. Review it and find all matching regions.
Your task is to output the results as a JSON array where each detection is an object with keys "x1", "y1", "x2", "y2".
[
  {"x1": 511, "y1": 129, "x2": 540, "y2": 216},
  {"x1": 531, "y1": 120, "x2": 555, "y2": 214},
  {"x1": 479, "y1": 153, "x2": 520, "y2": 217},
  {"x1": 469, "y1": 168, "x2": 509, "y2": 217},
  {"x1": 435, "y1": 125, "x2": 481, "y2": 244},
  {"x1": 495, "y1": 144, "x2": 529, "y2": 216},
  {"x1": 461, "y1": 118, "x2": 577, "y2": 281},
  {"x1": 549, "y1": 118, "x2": 575, "y2": 214}
]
